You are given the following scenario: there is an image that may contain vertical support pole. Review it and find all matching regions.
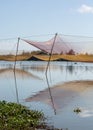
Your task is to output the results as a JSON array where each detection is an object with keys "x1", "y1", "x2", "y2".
[
  {"x1": 14, "y1": 37, "x2": 20, "y2": 71},
  {"x1": 45, "y1": 33, "x2": 57, "y2": 115},
  {"x1": 45, "y1": 33, "x2": 57, "y2": 75},
  {"x1": 13, "y1": 37, "x2": 20, "y2": 104}
]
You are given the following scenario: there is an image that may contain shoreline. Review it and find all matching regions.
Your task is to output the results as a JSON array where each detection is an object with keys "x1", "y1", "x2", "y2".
[{"x1": 1, "y1": 54, "x2": 93, "y2": 62}]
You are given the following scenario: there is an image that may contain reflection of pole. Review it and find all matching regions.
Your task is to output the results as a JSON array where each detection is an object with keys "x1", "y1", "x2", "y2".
[
  {"x1": 45, "y1": 74, "x2": 56, "y2": 115},
  {"x1": 14, "y1": 70, "x2": 19, "y2": 104},
  {"x1": 49, "y1": 64, "x2": 52, "y2": 83},
  {"x1": 65, "y1": 61, "x2": 68, "y2": 81},
  {"x1": 45, "y1": 33, "x2": 57, "y2": 75}
]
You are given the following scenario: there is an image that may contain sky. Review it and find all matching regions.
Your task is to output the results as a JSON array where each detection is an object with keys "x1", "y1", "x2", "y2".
[{"x1": 0, "y1": 0, "x2": 93, "y2": 52}]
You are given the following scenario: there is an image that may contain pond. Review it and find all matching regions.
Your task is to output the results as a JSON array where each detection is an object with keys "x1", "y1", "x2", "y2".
[{"x1": 0, "y1": 61, "x2": 93, "y2": 130}]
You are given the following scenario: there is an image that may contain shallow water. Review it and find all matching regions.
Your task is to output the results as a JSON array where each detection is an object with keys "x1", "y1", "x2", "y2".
[{"x1": 0, "y1": 61, "x2": 93, "y2": 130}]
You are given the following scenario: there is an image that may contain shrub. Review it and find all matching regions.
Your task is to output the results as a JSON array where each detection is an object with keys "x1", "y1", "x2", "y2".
[{"x1": 0, "y1": 101, "x2": 45, "y2": 130}]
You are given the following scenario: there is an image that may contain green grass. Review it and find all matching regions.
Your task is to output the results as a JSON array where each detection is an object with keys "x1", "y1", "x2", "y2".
[
  {"x1": 0, "y1": 101, "x2": 45, "y2": 130},
  {"x1": 0, "y1": 101, "x2": 63, "y2": 130}
]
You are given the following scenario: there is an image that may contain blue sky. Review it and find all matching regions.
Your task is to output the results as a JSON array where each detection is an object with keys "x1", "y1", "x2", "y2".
[
  {"x1": 0, "y1": 0, "x2": 93, "y2": 39},
  {"x1": 0, "y1": 0, "x2": 93, "y2": 53}
]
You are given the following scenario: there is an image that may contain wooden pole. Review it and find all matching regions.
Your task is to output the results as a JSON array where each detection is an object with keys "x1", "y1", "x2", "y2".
[
  {"x1": 45, "y1": 33, "x2": 57, "y2": 75},
  {"x1": 14, "y1": 37, "x2": 20, "y2": 71},
  {"x1": 13, "y1": 37, "x2": 20, "y2": 103},
  {"x1": 45, "y1": 33, "x2": 57, "y2": 114}
]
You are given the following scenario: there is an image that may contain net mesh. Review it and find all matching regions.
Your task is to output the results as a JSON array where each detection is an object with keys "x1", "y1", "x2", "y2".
[
  {"x1": 0, "y1": 38, "x2": 37, "y2": 55},
  {"x1": 22, "y1": 34, "x2": 93, "y2": 55},
  {"x1": 0, "y1": 34, "x2": 93, "y2": 55}
]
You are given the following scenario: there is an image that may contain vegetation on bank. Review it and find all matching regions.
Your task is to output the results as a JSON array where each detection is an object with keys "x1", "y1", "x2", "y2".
[
  {"x1": 0, "y1": 50, "x2": 93, "y2": 62},
  {"x1": 1, "y1": 53, "x2": 93, "y2": 62},
  {"x1": 0, "y1": 101, "x2": 62, "y2": 130},
  {"x1": 0, "y1": 101, "x2": 45, "y2": 130}
]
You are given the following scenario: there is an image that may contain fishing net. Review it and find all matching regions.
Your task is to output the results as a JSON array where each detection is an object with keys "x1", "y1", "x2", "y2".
[
  {"x1": 22, "y1": 34, "x2": 93, "y2": 55},
  {"x1": 0, "y1": 38, "x2": 36, "y2": 55},
  {"x1": 0, "y1": 34, "x2": 93, "y2": 55}
]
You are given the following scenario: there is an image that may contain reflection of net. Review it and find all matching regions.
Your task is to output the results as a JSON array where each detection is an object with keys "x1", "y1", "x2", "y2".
[{"x1": 23, "y1": 34, "x2": 93, "y2": 54}]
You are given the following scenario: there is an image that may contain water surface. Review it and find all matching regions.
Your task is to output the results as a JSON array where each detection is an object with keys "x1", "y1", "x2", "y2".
[{"x1": 0, "y1": 61, "x2": 93, "y2": 130}]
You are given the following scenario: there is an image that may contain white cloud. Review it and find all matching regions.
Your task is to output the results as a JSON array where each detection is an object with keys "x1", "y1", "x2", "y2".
[{"x1": 77, "y1": 4, "x2": 93, "y2": 13}]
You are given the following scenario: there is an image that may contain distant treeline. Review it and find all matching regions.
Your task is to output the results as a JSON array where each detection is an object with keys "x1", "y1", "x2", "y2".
[
  {"x1": 20, "y1": 49, "x2": 93, "y2": 56},
  {"x1": 21, "y1": 50, "x2": 47, "y2": 55},
  {"x1": 21, "y1": 49, "x2": 75, "y2": 55}
]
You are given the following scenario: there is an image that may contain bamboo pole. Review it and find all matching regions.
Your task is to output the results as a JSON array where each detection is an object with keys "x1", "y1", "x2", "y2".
[
  {"x1": 45, "y1": 33, "x2": 57, "y2": 74},
  {"x1": 13, "y1": 37, "x2": 20, "y2": 104},
  {"x1": 14, "y1": 37, "x2": 20, "y2": 71}
]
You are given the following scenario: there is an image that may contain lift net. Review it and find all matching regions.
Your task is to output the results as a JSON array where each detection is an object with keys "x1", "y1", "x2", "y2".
[
  {"x1": 0, "y1": 34, "x2": 93, "y2": 55},
  {"x1": 22, "y1": 34, "x2": 93, "y2": 55},
  {"x1": 0, "y1": 38, "x2": 36, "y2": 55}
]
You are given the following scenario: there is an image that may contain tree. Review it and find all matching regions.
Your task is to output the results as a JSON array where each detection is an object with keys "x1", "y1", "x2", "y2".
[{"x1": 67, "y1": 49, "x2": 75, "y2": 55}]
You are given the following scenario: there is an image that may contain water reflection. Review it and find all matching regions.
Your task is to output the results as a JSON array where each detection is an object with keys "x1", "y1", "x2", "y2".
[
  {"x1": 13, "y1": 69, "x2": 19, "y2": 104},
  {"x1": 21, "y1": 62, "x2": 93, "y2": 82},
  {"x1": 24, "y1": 63, "x2": 59, "y2": 73},
  {"x1": 0, "y1": 65, "x2": 43, "y2": 103},
  {"x1": 0, "y1": 68, "x2": 41, "y2": 80},
  {"x1": 66, "y1": 65, "x2": 74, "y2": 74},
  {"x1": 25, "y1": 80, "x2": 93, "y2": 112},
  {"x1": 1, "y1": 61, "x2": 93, "y2": 130},
  {"x1": 79, "y1": 109, "x2": 93, "y2": 118},
  {"x1": 45, "y1": 73, "x2": 56, "y2": 115}
]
